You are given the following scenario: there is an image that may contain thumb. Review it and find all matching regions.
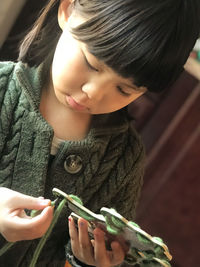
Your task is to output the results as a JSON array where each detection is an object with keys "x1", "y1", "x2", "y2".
[
  {"x1": 9, "y1": 205, "x2": 54, "y2": 241},
  {"x1": 25, "y1": 206, "x2": 54, "y2": 239},
  {"x1": 9, "y1": 191, "x2": 51, "y2": 211}
]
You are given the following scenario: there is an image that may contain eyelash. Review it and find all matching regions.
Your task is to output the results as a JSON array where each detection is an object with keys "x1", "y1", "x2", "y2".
[
  {"x1": 84, "y1": 55, "x2": 99, "y2": 72},
  {"x1": 84, "y1": 54, "x2": 132, "y2": 97},
  {"x1": 117, "y1": 86, "x2": 131, "y2": 96}
]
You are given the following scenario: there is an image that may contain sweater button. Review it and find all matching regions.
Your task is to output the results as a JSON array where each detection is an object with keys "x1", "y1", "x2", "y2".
[{"x1": 64, "y1": 155, "x2": 83, "y2": 174}]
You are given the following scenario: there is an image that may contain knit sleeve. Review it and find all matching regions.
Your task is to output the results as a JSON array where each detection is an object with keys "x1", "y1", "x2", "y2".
[
  {"x1": 0, "y1": 62, "x2": 16, "y2": 156},
  {"x1": 0, "y1": 62, "x2": 15, "y2": 107},
  {"x1": 79, "y1": 122, "x2": 146, "y2": 222},
  {"x1": 109, "y1": 130, "x2": 145, "y2": 221}
]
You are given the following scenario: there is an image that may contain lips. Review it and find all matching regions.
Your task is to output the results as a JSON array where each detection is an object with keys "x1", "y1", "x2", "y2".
[{"x1": 66, "y1": 95, "x2": 88, "y2": 111}]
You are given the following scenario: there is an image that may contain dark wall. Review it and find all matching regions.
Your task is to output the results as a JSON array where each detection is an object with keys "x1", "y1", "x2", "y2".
[{"x1": 0, "y1": 0, "x2": 47, "y2": 61}]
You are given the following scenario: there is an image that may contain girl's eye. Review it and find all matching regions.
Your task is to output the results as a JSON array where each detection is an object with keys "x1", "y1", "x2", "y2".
[
  {"x1": 84, "y1": 55, "x2": 99, "y2": 72},
  {"x1": 117, "y1": 86, "x2": 132, "y2": 97}
]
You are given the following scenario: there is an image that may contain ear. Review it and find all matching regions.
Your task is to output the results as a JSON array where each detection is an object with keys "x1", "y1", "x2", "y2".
[{"x1": 58, "y1": 0, "x2": 74, "y2": 30}]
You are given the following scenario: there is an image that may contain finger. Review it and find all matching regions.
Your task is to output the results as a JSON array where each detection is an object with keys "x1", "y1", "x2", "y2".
[
  {"x1": 78, "y1": 218, "x2": 94, "y2": 263},
  {"x1": 11, "y1": 209, "x2": 30, "y2": 219},
  {"x1": 68, "y1": 216, "x2": 80, "y2": 256},
  {"x1": 91, "y1": 239, "x2": 95, "y2": 247},
  {"x1": 7, "y1": 206, "x2": 54, "y2": 241},
  {"x1": 93, "y1": 228, "x2": 108, "y2": 267},
  {"x1": 108, "y1": 241, "x2": 125, "y2": 266},
  {"x1": 28, "y1": 205, "x2": 54, "y2": 228},
  {"x1": 9, "y1": 192, "x2": 51, "y2": 211}
]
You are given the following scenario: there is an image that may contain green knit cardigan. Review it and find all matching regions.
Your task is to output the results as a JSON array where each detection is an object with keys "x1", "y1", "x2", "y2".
[{"x1": 0, "y1": 61, "x2": 145, "y2": 267}]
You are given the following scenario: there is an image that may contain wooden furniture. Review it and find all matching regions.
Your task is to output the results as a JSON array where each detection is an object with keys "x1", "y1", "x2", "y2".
[
  {"x1": 129, "y1": 70, "x2": 200, "y2": 267},
  {"x1": 185, "y1": 57, "x2": 200, "y2": 81}
]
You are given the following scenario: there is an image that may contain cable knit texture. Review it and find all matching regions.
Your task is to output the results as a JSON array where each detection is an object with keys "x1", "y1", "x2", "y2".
[{"x1": 0, "y1": 61, "x2": 145, "y2": 267}]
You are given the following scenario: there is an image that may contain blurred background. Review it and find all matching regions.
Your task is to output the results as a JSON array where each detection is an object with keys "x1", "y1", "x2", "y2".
[{"x1": 0, "y1": 1, "x2": 200, "y2": 266}]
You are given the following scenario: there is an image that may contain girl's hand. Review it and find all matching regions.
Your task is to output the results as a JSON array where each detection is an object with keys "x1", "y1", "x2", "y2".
[
  {"x1": 0, "y1": 187, "x2": 53, "y2": 242},
  {"x1": 69, "y1": 217, "x2": 125, "y2": 267}
]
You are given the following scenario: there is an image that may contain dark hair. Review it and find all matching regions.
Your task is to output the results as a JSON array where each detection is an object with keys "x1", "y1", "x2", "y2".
[{"x1": 19, "y1": 0, "x2": 200, "y2": 92}]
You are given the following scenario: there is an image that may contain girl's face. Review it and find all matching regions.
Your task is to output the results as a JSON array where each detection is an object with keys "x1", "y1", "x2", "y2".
[{"x1": 51, "y1": 12, "x2": 146, "y2": 115}]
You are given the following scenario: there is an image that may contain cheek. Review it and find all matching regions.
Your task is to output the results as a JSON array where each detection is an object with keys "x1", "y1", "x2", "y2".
[
  {"x1": 128, "y1": 93, "x2": 144, "y2": 105},
  {"x1": 111, "y1": 94, "x2": 142, "y2": 111},
  {"x1": 102, "y1": 98, "x2": 131, "y2": 113},
  {"x1": 53, "y1": 33, "x2": 78, "y2": 73},
  {"x1": 52, "y1": 46, "x2": 83, "y2": 89}
]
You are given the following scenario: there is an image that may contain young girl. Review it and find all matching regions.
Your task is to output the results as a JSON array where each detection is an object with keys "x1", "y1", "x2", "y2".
[{"x1": 0, "y1": 0, "x2": 200, "y2": 266}]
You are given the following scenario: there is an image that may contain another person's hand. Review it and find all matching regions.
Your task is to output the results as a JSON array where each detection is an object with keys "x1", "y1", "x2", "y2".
[
  {"x1": 0, "y1": 187, "x2": 53, "y2": 242},
  {"x1": 69, "y1": 217, "x2": 125, "y2": 267}
]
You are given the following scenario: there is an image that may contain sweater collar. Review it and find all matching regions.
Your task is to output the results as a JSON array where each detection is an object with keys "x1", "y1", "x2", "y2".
[{"x1": 15, "y1": 61, "x2": 49, "y2": 110}]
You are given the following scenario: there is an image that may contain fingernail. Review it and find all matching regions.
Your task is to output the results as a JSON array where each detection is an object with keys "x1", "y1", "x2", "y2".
[
  {"x1": 41, "y1": 199, "x2": 51, "y2": 205},
  {"x1": 94, "y1": 229, "x2": 105, "y2": 240},
  {"x1": 94, "y1": 231, "x2": 100, "y2": 240},
  {"x1": 68, "y1": 216, "x2": 72, "y2": 223},
  {"x1": 80, "y1": 221, "x2": 85, "y2": 227}
]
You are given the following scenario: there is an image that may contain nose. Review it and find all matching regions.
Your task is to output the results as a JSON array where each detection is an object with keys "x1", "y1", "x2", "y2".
[{"x1": 81, "y1": 81, "x2": 106, "y2": 102}]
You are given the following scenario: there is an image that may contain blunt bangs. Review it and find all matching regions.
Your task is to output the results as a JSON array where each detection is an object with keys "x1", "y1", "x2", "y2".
[
  {"x1": 18, "y1": 0, "x2": 200, "y2": 92},
  {"x1": 71, "y1": 0, "x2": 200, "y2": 92}
]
